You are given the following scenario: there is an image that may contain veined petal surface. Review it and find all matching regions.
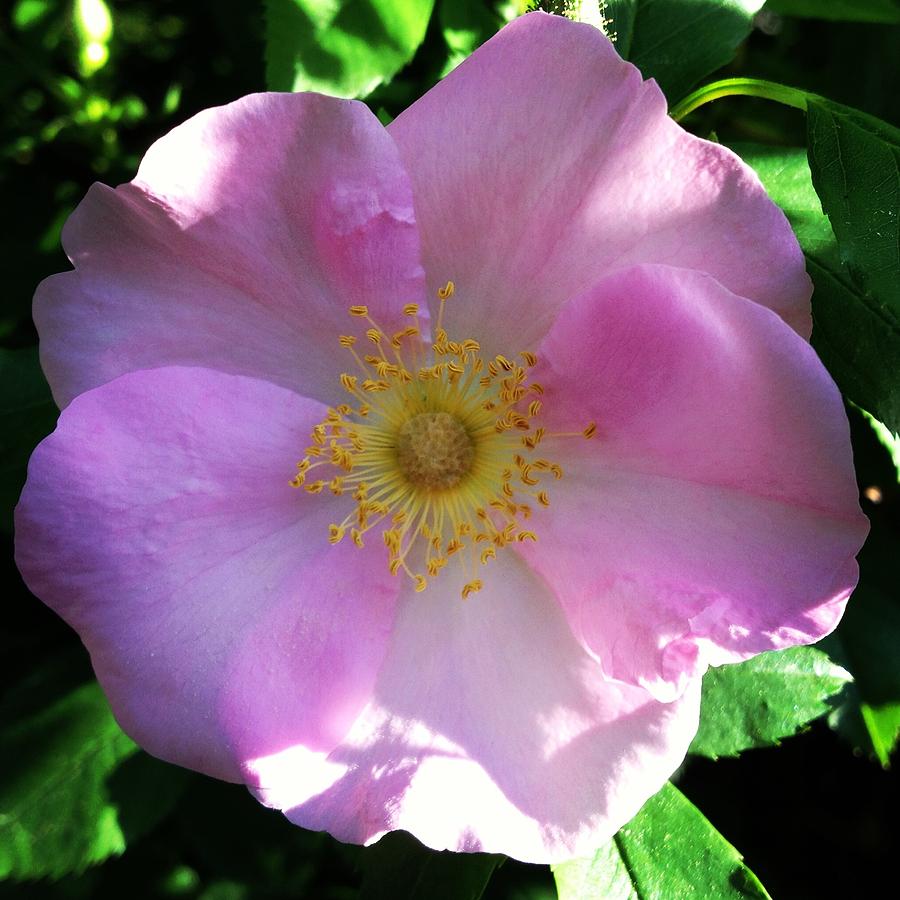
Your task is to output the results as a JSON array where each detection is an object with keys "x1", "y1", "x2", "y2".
[
  {"x1": 249, "y1": 555, "x2": 701, "y2": 863},
  {"x1": 521, "y1": 264, "x2": 868, "y2": 700},
  {"x1": 15, "y1": 367, "x2": 400, "y2": 780},
  {"x1": 388, "y1": 11, "x2": 811, "y2": 357},
  {"x1": 35, "y1": 93, "x2": 425, "y2": 408}
]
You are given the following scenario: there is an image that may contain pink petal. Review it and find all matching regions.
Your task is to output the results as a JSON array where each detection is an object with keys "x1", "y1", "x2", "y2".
[
  {"x1": 15, "y1": 367, "x2": 399, "y2": 780},
  {"x1": 388, "y1": 11, "x2": 811, "y2": 358},
  {"x1": 519, "y1": 264, "x2": 868, "y2": 700},
  {"x1": 248, "y1": 555, "x2": 701, "y2": 863},
  {"x1": 36, "y1": 93, "x2": 424, "y2": 408}
]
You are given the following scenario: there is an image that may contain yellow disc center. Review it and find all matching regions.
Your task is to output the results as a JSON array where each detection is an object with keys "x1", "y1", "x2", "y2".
[{"x1": 396, "y1": 412, "x2": 474, "y2": 490}]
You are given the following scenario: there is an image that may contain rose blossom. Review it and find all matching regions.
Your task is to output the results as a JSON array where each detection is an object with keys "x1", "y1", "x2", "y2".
[{"x1": 16, "y1": 13, "x2": 867, "y2": 862}]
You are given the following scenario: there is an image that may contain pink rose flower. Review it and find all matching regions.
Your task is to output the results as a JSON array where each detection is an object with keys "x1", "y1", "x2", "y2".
[{"x1": 16, "y1": 13, "x2": 867, "y2": 862}]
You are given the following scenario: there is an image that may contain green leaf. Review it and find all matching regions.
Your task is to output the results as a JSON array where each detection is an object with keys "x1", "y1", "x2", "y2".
[
  {"x1": 0, "y1": 665, "x2": 189, "y2": 880},
  {"x1": 689, "y1": 647, "x2": 851, "y2": 759},
  {"x1": 807, "y1": 100, "x2": 900, "y2": 394},
  {"x1": 765, "y1": 0, "x2": 900, "y2": 24},
  {"x1": 265, "y1": 0, "x2": 436, "y2": 98},
  {"x1": 805, "y1": 99, "x2": 900, "y2": 430},
  {"x1": 439, "y1": 0, "x2": 502, "y2": 74},
  {"x1": 604, "y1": 0, "x2": 766, "y2": 101},
  {"x1": 360, "y1": 830, "x2": 503, "y2": 900},
  {"x1": 0, "y1": 347, "x2": 57, "y2": 533},
  {"x1": 553, "y1": 783, "x2": 770, "y2": 900},
  {"x1": 858, "y1": 407, "x2": 900, "y2": 481},
  {"x1": 733, "y1": 142, "x2": 900, "y2": 435}
]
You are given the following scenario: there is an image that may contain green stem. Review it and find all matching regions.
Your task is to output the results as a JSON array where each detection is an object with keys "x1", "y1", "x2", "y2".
[{"x1": 669, "y1": 78, "x2": 820, "y2": 122}]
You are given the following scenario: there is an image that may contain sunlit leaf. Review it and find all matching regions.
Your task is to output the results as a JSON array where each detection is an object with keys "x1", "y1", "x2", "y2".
[
  {"x1": 690, "y1": 647, "x2": 851, "y2": 759},
  {"x1": 0, "y1": 663, "x2": 188, "y2": 879},
  {"x1": 265, "y1": 0, "x2": 436, "y2": 98},
  {"x1": 553, "y1": 784, "x2": 770, "y2": 899}
]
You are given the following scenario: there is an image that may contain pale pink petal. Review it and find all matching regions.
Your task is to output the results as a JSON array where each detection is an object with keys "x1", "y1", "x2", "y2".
[
  {"x1": 36, "y1": 93, "x2": 424, "y2": 408},
  {"x1": 518, "y1": 264, "x2": 867, "y2": 700},
  {"x1": 388, "y1": 11, "x2": 810, "y2": 357},
  {"x1": 15, "y1": 367, "x2": 399, "y2": 780},
  {"x1": 247, "y1": 555, "x2": 701, "y2": 863}
]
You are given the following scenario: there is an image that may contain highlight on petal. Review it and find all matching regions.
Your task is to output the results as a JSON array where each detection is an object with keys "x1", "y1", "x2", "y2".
[
  {"x1": 388, "y1": 11, "x2": 811, "y2": 357},
  {"x1": 35, "y1": 92, "x2": 425, "y2": 409},
  {"x1": 247, "y1": 555, "x2": 701, "y2": 863},
  {"x1": 520, "y1": 264, "x2": 868, "y2": 700},
  {"x1": 15, "y1": 367, "x2": 400, "y2": 780}
]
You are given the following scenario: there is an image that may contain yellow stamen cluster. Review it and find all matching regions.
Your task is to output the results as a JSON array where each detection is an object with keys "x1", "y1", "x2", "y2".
[{"x1": 291, "y1": 282, "x2": 595, "y2": 599}]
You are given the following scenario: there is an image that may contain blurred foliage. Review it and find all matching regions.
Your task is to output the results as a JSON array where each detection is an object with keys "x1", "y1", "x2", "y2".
[{"x1": 1, "y1": 1, "x2": 898, "y2": 898}]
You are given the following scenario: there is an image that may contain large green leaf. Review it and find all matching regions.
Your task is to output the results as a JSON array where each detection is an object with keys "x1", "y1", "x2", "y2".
[
  {"x1": 689, "y1": 647, "x2": 851, "y2": 759},
  {"x1": 765, "y1": 0, "x2": 900, "y2": 23},
  {"x1": 734, "y1": 141, "x2": 900, "y2": 435},
  {"x1": 0, "y1": 347, "x2": 57, "y2": 533},
  {"x1": 604, "y1": 0, "x2": 765, "y2": 101},
  {"x1": 0, "y1": 664, "x2": 189, "y2": 880},
  {"x1": 553, "y1": 783, "x2": 770, "y2": 899},
  {"x1": 360, "y1": 830, "x2": 503, "y2": 900},
  {"x1": 807, "y1": 99, "x2": 900, "y2": 359},
  {"x1": 265, "y1": 0, "x2": 436, "y2": 98}
]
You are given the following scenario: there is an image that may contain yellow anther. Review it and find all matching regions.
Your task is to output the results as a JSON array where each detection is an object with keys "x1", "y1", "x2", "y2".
[
  {"x1": 462, "y1": 339, "x2": 480, "y2": 353},
  {"x1": 304, "y1": 480, "x2": 325, "y2": 494},
  {"x1": 328, "y1": 524, "x2": 345, "y2": 544},
  {"x1": 340, "y1": 373, "x2": 358, "y2": 392},
  {"x1": 349, "y1": 305, "x2": 369, "y2": 317},
  {"x1": 583, "y1": 422, "x2": 597, "y2": 439},
  {"x1": 338, "y1": 335, "x2": 357, "y2": 348},
  {"x1": 389, "y1": 558, "x2": 403, "y2": 576},
  {"x1": 414, "y1": 574, "x2": 428, "y2": 592},
  {"x1": 361, "y1": 379, "x2": 390, "y2": 392},
  {"x1": 550, "y1": 464, "x2": 564, "y2": 479},
  {"x1": 528, "y1": 400, "x2": 543, "y2": 417},
  {"x1": 480, "y1": 546, "x2": 496, "y2": 565},
  {"x1": 329, "y1": 477, "x2": 345, "y2": 495},
  {"x1": 304, "y1": 446, "x2": 322, "y2": 457},
  {"x1": 289, "y1": 473, "x2": 306, "y2": 487},
  {"x1": 537, "y1": 491, "x2": 550, "y2": 507},
  {"x1": 520, "y1": 351, "x2": 537, "y2": 367},
  {"x1": 403, "y1": 303, "x2": 419, "y2": 316},
  {"x1": 351, "y1": 528, "x2": 364, "y2": 548},
  {"x1": 446, "y1": 539, "x2": 464, "y2": 556},
  {"x1": 530, "y1": 382, "x2": 545, "y2": 395},
  {"x1": 437, "y1": 281, "x2": 455, "y2": 300},
  {"x1": 495, "y1": 354, "x2": 514, "y2": 371},
  {"x1": 461, "y1": 579, "x2": 483, "y2": 600},
  {"x1": 366, "y1": 328, "x2": 382, "y2": 344},
  {"x1": 516, "y1": 531, "x2": 537, "y2": 542}
]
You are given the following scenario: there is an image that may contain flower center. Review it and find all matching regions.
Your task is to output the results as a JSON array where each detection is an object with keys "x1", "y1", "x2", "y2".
[
  {"x1": 290, "y1": 281, "x2": 595, "y2": 599},
  {"x1": 396, "y1": 412, "x2": 474, "y2": 489}
]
